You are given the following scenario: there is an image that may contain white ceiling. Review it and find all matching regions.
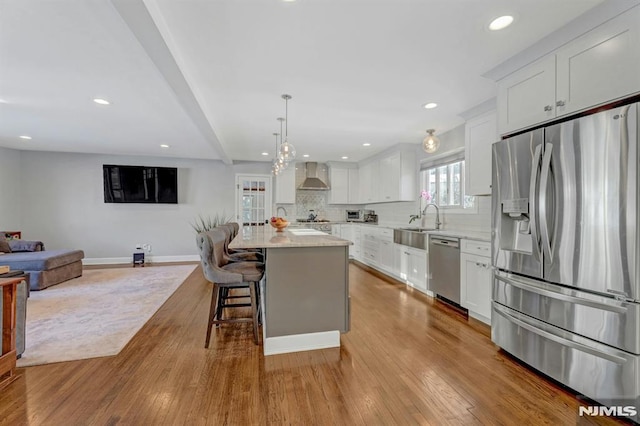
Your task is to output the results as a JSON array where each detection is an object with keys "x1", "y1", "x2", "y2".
[{"x1": 0, "y1": 0, "x2": 605, "y2": 164}]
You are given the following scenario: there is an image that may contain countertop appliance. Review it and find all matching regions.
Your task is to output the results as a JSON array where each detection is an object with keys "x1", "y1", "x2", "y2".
[
  {"x1": 491, "y1": 101, "x2": 639, "y2": 418},
  {"x1": 346, "y1": 209, "x2": 376, "y2": 222},
  {"x1": 428, "y1": 236, "x2": 460, "y2": 305}
]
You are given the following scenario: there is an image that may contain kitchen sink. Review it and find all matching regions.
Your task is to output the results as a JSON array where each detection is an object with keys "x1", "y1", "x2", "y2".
[{"x1": 393, "y1": 228, "x2": 434, "y2": 250}]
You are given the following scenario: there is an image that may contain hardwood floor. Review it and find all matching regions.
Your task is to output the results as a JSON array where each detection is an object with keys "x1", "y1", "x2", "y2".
[{"x1": 0, "y1": 263, "x2": 628, "y2": 425}]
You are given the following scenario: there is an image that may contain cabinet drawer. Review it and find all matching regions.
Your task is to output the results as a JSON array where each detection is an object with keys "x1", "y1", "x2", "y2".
[
  {"x1": 461, "y1": 239, "x2": 490, "y2": 257},
  {"x1": 378, "y1": 228, "x2": 393, "y2": 241}
]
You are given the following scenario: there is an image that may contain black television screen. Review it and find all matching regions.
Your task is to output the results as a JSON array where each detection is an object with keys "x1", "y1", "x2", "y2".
[{"x1": 103, "y1": 165, "x2": 178, "y2": 204}]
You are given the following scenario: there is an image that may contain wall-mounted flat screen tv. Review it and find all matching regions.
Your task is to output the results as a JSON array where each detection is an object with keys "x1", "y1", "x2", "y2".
[{"x1": 103, "y1": 165, "x2": 178, "y2": 204}]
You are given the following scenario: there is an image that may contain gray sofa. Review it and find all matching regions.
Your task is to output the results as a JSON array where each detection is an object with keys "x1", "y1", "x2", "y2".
[{"x1": 0, "y1": 240, "x2": 84, "y2": 291}]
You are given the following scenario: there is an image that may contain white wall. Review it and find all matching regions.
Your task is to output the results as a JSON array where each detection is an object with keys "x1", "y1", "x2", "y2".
[
  {"x1": 0, "y1": 147, "x2": 23, "y2": 230},
  {"x1": 17, "y1": 150, "x2": 269, "y2": 262}
]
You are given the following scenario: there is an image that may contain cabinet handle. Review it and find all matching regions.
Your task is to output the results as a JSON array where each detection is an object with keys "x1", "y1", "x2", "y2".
[
  {"x1": 556, "y1": 100, "x2": 565, "y2": 107},
  {"x1": 543, "y1": 105, "x2": 553, "y2": 112}
]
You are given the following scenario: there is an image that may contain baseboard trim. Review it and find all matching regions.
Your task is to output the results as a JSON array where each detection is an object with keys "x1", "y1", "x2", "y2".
[
  {"x1": 264, "y1": 330, "x2": 340, "y2": 356},
  {"x1": 83, "y1": 255, "x2": 200, "y2": 265}
]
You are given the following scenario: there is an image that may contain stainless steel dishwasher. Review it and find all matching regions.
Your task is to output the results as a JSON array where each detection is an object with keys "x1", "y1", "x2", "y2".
[{"x1": 428, "y1": 236, "x2": 461, "y2": 305}]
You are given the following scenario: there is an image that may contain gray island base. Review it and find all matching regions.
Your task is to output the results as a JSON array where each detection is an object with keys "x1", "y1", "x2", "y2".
[{"x1": 229, "y1": 226, "x2": 351, "y2": 355}]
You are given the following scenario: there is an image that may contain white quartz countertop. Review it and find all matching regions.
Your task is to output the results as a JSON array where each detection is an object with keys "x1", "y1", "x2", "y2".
[{"x1": 229, "y1": 226, "x2": 352, "y2": 249}]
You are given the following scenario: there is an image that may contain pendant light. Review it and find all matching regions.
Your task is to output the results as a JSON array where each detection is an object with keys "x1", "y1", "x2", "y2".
[
  {"x1": 277, "y1": 117, "x2": 287, "y2": 170},
  {"x1": 422, "y1": 129, "x2": 440, "y2": 153},
  {"x1": 271, "y1": 133, "x2": 281, "y2": 176},
  {"x1": 278, "y1": 94, "x2": 296, "y2": 163}
]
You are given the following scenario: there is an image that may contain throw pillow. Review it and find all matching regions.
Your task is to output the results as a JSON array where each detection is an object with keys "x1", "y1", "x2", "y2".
[{"x1": 0, "y1": 240, "x2": 11, "y2": 253}]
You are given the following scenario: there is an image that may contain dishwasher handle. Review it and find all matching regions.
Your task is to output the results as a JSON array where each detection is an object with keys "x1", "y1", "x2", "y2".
[{"x1": 430, "y1": 238, "x2": 459, "y2": 248}]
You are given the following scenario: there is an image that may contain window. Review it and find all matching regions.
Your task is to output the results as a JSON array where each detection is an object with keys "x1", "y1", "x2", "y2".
[{"x1": 420, "y1": 160, "x2": 474, "y2": 210}]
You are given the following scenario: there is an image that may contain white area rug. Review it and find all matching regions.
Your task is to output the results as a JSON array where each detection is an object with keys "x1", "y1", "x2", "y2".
[{"x1": 18, "y1": 265, "x2": 197, "y2": 367}]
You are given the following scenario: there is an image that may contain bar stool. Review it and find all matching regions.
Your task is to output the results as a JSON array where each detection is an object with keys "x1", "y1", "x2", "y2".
[
  {"x1": 218, "y1": 224, "x2": 263, "y2": 263},
  {"x1": 196, "y1": 230, "x2": 263, "y2": 346},
  {"x1": 226, "y1": 222, "x2": 263, "y2": 254}
]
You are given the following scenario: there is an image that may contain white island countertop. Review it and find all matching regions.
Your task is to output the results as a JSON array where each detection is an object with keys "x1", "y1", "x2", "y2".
[{"x1": 229, "y1": 226, "x2": 352, "y2": 249}]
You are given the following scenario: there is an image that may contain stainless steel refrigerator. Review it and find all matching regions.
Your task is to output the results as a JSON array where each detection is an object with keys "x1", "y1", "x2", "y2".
[{"x1": 491, "y1": 101, "x2": 639, "y2": 416}]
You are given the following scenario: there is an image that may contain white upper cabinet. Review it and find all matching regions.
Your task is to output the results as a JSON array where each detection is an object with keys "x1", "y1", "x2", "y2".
[
  {"x1": 497, "y1": 56, "x2": 556, "y2": 134},
  {"x1": 555, "y1": 7, "x2": 640, "y2": 116},
  {"x1": 358, "y1": 161, "x2": 375, "y2": 204},
  {"x1": 328, "y1": 165, "x2": 359, "y2": 204},
  {"x1": 379, "y1": 153, "x2": 401, "y2": 202},
  {"x1": 328, "y1": 167, "x2": 349, "y2": 204},
  {"x1": 348, "y1": 168, "x2": 359, "y2": 204},
  {"x1": 357, "y1": 148, "x2": 416, "y2": 204},
  {"x1": 497, "y1": 5, "x2": 640, "y2": 135},
  {"x1": 465, "y1": 110, "x2": 497, "y2": 196},
  {"x1": 274, "y1": 165, "x2": 296, "y2": 204}
]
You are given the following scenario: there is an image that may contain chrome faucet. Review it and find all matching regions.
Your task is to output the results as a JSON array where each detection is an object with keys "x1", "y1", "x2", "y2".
[
  {"x1": 421, "y1": 203, "x2": 442, "y2": 230},
  {"x1": 276, "y1": 206, "x2": 288, "y2": 217}
]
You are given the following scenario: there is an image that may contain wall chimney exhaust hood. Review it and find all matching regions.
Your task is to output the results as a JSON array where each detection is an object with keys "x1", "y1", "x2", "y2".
[{"x1": 298, "y1": 162, "x2": 329, "y2": 190}]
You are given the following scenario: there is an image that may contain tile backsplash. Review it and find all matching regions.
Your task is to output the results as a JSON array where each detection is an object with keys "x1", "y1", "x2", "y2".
[{"x1": 274, "y1": 162, "x2": 358, "y2": 221}]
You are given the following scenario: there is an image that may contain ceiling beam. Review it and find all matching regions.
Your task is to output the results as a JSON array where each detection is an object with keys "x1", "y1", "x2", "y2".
[{"x1": 110, "y1": 0, "x2": 232, "y2": 164}]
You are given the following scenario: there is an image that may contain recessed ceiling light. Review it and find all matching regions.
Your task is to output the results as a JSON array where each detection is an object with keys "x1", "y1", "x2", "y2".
[
  {"x1": 489, "y1": 15, "x2": 514, "y2": 31},
  {"x1": 19, "y1": 135, "x2": 32, "y2": 140},
  {"x1": 341, "y1": 156, "x2": 349, "y2": 160},
  {"x1": 93, "y1": 98, "x2": 110, "y2": 105},
  {"x1": 423, "y1": 102, "x2": 438, "y2": 109},
  {"x1": 160, "y1": 144, "x2": 170, "y2": 148},
  {"x1": 261, "y1": 152, "x2": 269, "y2": 156},
  {"x1": 303, "y1": 154, "x2": 310, "y2": 158},
  {"x1": 362, "y1": 143, "x2": 371, "y2": 147}
]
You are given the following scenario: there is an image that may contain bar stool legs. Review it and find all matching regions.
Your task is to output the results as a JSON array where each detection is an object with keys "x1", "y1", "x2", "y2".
[{"x1": 204, "y1": 281, "x2": 261, "y2": 348}]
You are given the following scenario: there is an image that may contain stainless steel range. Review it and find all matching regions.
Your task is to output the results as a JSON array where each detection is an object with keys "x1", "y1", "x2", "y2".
[{"x1": 491, "y1": 101, "x2": 640, "y2": 419}]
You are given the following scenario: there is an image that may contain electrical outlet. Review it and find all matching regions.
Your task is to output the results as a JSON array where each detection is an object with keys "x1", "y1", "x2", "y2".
[{"x1": 142, "y1": 243, "x2": 152, "y2": 253}]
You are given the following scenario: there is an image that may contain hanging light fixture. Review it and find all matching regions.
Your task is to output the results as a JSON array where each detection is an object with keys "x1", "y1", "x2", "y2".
[
  {"x1": 278, "y1": 94, "x2": 296, "y2": 163},
  {"x1": 277, "y1": 117, "x2": 287, "y2": 170},
  {"x1": 422, "y1": 129, "x2": 440, "y2": 153},
  {"x1": 271, "y1": 133, "x2": 281, "y2": 176}
]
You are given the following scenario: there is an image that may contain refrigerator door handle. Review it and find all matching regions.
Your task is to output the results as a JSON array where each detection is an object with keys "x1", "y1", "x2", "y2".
[
  {"x1": 495, "y1": 273, "x2": 627, "y2": 314},
  {"x1": 529, "y1": 144, "x2": 543, "y2": 262},
  {"x1": 539, "y1": 143, "x2": 553, "y2": 259},
  {"x1": 493, "y1": 304, "x2": 629, "y2": 364}
]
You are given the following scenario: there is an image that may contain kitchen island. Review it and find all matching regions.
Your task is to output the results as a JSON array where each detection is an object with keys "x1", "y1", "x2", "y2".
[{"x1": 229, "y1": 226, "x2": 352, "y2": 355}]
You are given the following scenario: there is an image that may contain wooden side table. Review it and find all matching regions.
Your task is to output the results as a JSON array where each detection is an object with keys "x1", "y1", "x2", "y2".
[{"x1": 0, "y1": 277, "x2": 20, "y2": 390}]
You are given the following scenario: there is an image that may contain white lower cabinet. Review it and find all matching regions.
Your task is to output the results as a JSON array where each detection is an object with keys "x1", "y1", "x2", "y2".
[
  {"x1": 361, "y1": 227, "x2": 379, "y2": 266},
  {"x1": 460, "y1": 239, "x2": 492, "y2": 324},
  {"x1": 395, "y1": 245, "x2": 428, "y2": 293},
  {"x1": 377, "y1": 228, "x2": 394, "y2": 273},
  {"x1": 340, "y1": 224, "x2": 360, "y2": 259}
]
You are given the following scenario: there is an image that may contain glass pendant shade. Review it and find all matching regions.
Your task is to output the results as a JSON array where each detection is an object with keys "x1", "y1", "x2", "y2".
[
  {"x1": 279, "y1": 138, "x2": 296, "y2": 163},
  {"x1": 422, "y1": 129, "x2": 440, "y2": 153}
]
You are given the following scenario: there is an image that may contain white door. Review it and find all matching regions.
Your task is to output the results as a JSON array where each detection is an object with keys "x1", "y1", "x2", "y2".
[{"x1": 236, "y1": 174, "x2": 272, "y2": 226}]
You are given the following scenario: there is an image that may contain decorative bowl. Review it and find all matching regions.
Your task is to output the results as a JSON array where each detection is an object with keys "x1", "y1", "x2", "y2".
[{"x1": 269, "y1": 220, "x2": 289, "y2": 232}]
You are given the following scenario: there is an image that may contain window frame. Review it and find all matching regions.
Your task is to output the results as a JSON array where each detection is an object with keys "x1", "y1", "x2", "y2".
[{"x1": 419, "y1": 158, "x2": 477, "y2": 214}]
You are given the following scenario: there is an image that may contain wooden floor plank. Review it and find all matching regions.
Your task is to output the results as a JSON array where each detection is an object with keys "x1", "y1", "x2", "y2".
[{"x1": 0, "y1": 263, "x2": 629, "y2": 425}]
